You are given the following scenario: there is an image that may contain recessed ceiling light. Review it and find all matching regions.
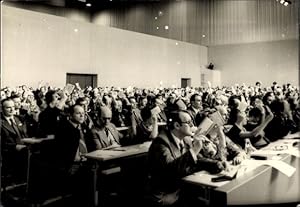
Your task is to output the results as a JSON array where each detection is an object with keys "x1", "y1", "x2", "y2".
[
  {"x1": 202, "y1": 34, "x2": 206, "y2": 37},
  {"x1": 86, "y1": 3, "x2": 91, "y2": 7},
  {"x1": 154, "y1": 16, "x2": 158, "y2": 20},
  {"x1": 164, "y1": 25, "x2": 169, "y2": 30},
  {"x1": 156, "y1": 26, "x2": 159, "y2": 30},
  {"x1": 74, "y1": 28, "x2": 79, "y2": 32}
]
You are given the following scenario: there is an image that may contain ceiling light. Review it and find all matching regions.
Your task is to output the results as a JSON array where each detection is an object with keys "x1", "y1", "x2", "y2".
[
  {"x1": 280, "y1": 0, "x2": 285, "y2": 4},
  {"x1": 86, "y1": 3, "x2": 91, "y2": 7},
  {"x1": 164, "y1": 25, "x2": 169, "y2": 30},
  {"x1": 284, "y1": 0, "x2": 291, "y2": 6}
]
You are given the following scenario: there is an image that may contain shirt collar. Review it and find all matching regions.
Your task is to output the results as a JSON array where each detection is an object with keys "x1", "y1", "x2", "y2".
[
  {"x1": 3, "y1": 115, "x2": 14, "y2": 122},
  {"x1": 191, "y1": 106, "x2": 199, "y2": 113},
  {"x1": 69, "y1": 120, "x2": 80, "y2": 129},
  {"x1": 170, "y1": 132, "x2": 184, "y2": 149}
]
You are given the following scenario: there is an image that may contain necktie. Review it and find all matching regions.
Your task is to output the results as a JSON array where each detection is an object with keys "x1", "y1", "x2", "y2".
[
  {"x1": 10, "y1": 118, "x2": 22, "y2": 141},
  {"x1": 105, "y1": 127, "x2": 110, "y2": 137},
  {"x1": 105, "y1": 127, "x2": 116, "y2": 145},
  {"x1": 77, "y1": 125, "x2": 87, "y2": 154},
  {"x1": 179, "y1": 142, "x2": 185, "y2": 154}
]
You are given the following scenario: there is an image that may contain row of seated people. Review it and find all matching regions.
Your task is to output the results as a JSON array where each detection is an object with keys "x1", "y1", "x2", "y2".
[{"x1": 1, "y1": 82, "x2": 299, "y2": 206}]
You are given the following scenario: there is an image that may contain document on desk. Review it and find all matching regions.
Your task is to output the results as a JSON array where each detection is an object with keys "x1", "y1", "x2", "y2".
[
  {"x1": 183, "y1": 171, "x2": 230, "y2": 188},
  {"x1": 251, "y1": 147, "x2": 300, "y2": 158},
  {"x1": 241, "y1": 159, "x2": 296, "y2": 177},
  {"x1": 283, "y1": 132, "x2": 300, "y2": 139}
]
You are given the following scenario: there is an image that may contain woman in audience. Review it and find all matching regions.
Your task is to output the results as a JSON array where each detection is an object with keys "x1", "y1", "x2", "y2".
[{"x1": 226, "y1": 103, "x2": 274, "y2": 150}]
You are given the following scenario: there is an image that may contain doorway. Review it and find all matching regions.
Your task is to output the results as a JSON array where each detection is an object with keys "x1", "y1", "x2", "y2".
[
  {"x1": 181, "y1": 78, "x2": 191, "y2": 88},
  {"x1": 66, "y1": 73, "x2": 97, "y2": 88}
]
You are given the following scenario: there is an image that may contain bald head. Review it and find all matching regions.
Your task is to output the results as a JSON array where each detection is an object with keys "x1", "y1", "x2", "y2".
[{"x1": 99, "y1": 106, "x2": 112, "y2": 127}]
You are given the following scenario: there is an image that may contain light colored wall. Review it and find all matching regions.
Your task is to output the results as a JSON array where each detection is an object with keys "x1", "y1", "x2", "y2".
[
  {"x1": 2, "y1": 6, "x2": 207, "y2": 89},
  {"x1": 208, "y1": 40, "x2": 299, "y2": 87}
]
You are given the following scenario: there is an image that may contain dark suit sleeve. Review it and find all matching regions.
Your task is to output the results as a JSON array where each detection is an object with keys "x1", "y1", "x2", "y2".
[
  {"x1": 1, "y1": 129, "x2": 17, "y2": 152},
  {"x1": 149, "y1": 140, "x2": 196, "y2": 178}
]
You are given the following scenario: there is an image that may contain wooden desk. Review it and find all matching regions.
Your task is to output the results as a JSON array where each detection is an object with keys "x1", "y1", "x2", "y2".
[
  {"x1": 85, "y1": 141, "x2": 151, "y2": 207},
  {"x1": 182, "y1": 138, "x2": 300, "y2": 206},
  {"x1": 116, "y1": 122, "x2": 166, "y2": 132}
]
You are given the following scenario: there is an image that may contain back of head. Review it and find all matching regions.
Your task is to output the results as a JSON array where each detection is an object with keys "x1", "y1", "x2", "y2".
[{"x1": 45, "y1": 90, "x2": 56, "y2": 105}]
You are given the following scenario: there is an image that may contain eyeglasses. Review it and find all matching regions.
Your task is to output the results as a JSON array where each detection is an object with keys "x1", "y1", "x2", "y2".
[{"x1": 180, "y1": 120, "x2": 194, "y2": 127}]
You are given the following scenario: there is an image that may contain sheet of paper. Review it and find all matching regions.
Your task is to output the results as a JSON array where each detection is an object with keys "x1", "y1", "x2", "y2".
[
  {"x1": 263, "y1": 160, "x2": 296, "y2": 177},
  {"x1": 209, "y1": 111, "x2": 225, "y2": 126},
  {"x1": 195, "y1": 117, "x2": 215, "y2": 136},
  {"x1": 240, "y1": 159, "x2": 295, "y2": 177},
  {"x1": 183, "y1": 171, "x2": 230, "y2": 188},
  {"x1": 283, "y1": 132, "x2": 300, "y2": 139},
  {"x1": 64, "y1": 83, "x2": 75, "y2": 95}
]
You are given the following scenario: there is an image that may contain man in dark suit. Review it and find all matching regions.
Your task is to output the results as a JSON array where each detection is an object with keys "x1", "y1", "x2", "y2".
[
  {"x1": 147, "y1": 110, "x2": 203, "y2": 206},
  {"x1": 187, "y1": 93, "x2": 202, "y2": 126},
  {"x1": 38, "y1": 90, "x2": 66, "y2": 137},
  {"x1": 1, "y1": 98, "x2": 28, "y2": 182},
  {"x1": 91, "y1": 106, "x2": 123, "y2": 150},
  {"x1": 38, "y1": 104, "x2": 93, "y2": 206}
]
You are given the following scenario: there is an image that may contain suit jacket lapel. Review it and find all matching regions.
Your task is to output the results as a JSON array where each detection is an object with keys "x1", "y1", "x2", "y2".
[
  {"x1": 99, "y1": 130, "x2": 110, "y2": 147},
  {"x1": 14, "y1": 117, "x2": 26, "y2": 138},
  {"x1": 2, "y1": 118, "x2": 17, "y2": 135},
  {"x1": 107, "y1": 126, "x2": 120, "y2": 144},
  {"x1": 162, "y1": 130, "x2": 182, "y2": 159}
]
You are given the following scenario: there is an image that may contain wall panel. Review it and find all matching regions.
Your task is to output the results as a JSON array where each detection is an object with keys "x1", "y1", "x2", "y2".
[{"x1": 2, "y1": 6, "x2": 207, "y2": 88}]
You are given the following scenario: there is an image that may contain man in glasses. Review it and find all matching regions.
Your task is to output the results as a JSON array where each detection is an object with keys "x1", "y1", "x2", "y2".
[
  {"x1": 147, "y1": 110, "x2": 204, "y2": 206},
  {"x1": 91, "y1": 106, "x2": 123, "y2": 150}
]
